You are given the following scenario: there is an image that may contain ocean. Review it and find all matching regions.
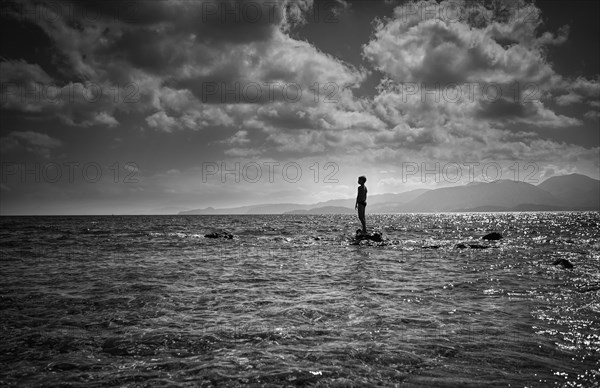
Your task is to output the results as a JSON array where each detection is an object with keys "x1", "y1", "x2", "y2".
[{"x1": 0, "y1": 213, "x2": 599, "y2": 387}]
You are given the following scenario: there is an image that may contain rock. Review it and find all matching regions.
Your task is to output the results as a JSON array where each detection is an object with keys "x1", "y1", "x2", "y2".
[
  {"x1": 422, "y1": 245, "x2": 441, "y2": 250},
  {"x1": 355, "y1": 230, "x2": 383, "y2": 242},
  {"x1": 368, "y1": 233, "x2": 383, "y2": 242},
  {"x1": 455, "y1": 243, "x2": 490, "y2": 249},
  {"x1": 101, "y1": 338, "x2": 131, "y2": 356},
  {"x1": 204, "y1": 231, "x2": 234, "y2": 239},
  {"x1": 552, "y1": 258, "x2": 573, "y2": 269},
  {"x1": 482, "y1": 232, "x2": 503, "y2": 241}
]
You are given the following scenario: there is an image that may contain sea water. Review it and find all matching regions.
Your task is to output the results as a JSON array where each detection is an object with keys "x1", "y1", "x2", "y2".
[{"x1": 0, "y1": 213, "x2": 599, "y2": 387}]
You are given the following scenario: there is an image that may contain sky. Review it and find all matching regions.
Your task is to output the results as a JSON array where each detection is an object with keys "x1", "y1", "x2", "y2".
[{"x1": 0, "y1": 0, "x2": 599, "y2": 215}]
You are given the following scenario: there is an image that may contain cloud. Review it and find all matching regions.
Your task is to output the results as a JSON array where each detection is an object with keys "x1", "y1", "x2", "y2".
[
  {"x1": 554, "y1": 77, "x2": 600, "y2": 106},
  {"x1": 145, "y1": 111, "x2": 179, "y2": 132},
  {"x1": 555, "y1": 92, "x2": 582, "y2": 106},
  {"x1": 1, "y1": 0, "x2": 332, "y2": 130},
  {"x1": 345, "y1": 0, "x2": 598, "y2": 183},
  {"x1": 584, "y1": 110, "x2": 600, "y2": 120},
  {"x1": 1, "y1": 59, "x2": 123, "y2": 126},
  {"x1": 330, "y1": 0, "x2": 351, "y2": 19},
  {"x1": 362, "y1": 0, "x2": 583, "y2": 130},
  {"x1": 570, "y1": 77, "x2": 600, "y2": 98},
  {"x1": 1, "y1": 0, "x2": 598, "y2": 197},
  {"x1": 0, "y1": 131, "x2": 62, "y2": 158},
  {"x1": 0, "y1": 60, "x2": 54, "y2": 112},
  {"x1": 224, "y1": 130, "x2": 251, "y2": 146},
  {"x1": 536, "y1": 25, "x2": 570, "y2": 46},
  {"x1": 10, "y1": 131, "x2": 62, "y2": 148}
]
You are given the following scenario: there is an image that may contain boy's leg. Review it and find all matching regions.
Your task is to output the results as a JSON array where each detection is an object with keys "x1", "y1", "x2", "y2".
[{"x1": 358, "y1": 205, "x2": 366, "y2": 233}]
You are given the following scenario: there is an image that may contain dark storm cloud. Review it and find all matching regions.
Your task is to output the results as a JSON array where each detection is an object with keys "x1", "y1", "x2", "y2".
[
  {"x1": 72, "y1": 0, "x2": 291, "y2": 42},
  {"x1": 475, "y1": 97, "x2": 525, "y2": 119},
  {"x1": 2, "y1": 0, "x2": 366, "y2": 132},
  {"x1": 109, "y1": 28, "x2": 196, "y2": 74}
]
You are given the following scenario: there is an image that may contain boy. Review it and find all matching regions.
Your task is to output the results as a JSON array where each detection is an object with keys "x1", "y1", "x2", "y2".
[{"x1": 355, "y1": 176, "x2": 367, "y2": 234}]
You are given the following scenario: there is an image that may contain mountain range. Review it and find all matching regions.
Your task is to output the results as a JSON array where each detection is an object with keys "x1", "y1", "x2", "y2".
[{"x1": 179, "y1": 174, "x2": 599, "y2": 214}]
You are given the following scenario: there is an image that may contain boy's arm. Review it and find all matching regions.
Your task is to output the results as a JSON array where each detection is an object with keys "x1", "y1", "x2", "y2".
[{"x1": 355, "y1": 188, "x2": 359, "y2": 209}]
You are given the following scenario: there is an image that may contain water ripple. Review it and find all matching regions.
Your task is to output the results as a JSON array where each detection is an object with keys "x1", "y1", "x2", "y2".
[{"x1": 1, "y1": 213, "x2": 598, "y2": 386}]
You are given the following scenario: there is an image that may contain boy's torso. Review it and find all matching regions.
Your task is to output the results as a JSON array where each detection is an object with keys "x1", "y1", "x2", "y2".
[{"x1": 357, "y1": 186, "x2": 367, "y2": 203}]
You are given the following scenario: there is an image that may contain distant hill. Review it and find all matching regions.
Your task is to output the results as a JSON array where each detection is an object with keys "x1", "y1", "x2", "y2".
[
  {"x1": 179, "y1": 189, "x2": 429, "y2": 214},
  {"x1": 303, "y1": 189, "x2": 430, "y2": 209},
  {"x1": 178, "y1": 174, "x2": 600, "y2": 214},
  {"x1": 179, "y1": 203, "x2": 312, "y2": 215},
  {"x1": 284, "y1": 206, "x2": 355, "y2": 215},
  {"x1": 390, "y1": 180, "x2": 561, "y2": 212},
  {"x1": 453, "y1": 204, "x2": 571, "y2": 212},
  {"x1": 538, "y1": 173, "x2": 600, "y2": 209},
  {"x1": 451, "y1": 205, "x2": 511, "y2": 212},
  {"x1": 367, "y1": 189, "x2": 431, "y2": 212}
]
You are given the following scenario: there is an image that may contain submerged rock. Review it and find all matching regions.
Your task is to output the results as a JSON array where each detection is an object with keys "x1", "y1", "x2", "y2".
[
  {"x1": 455, "y1": 243, "x2": 489, "y2": 249},
  {"x1": 482, "y1": 232, "x2": 503, "y2": 241},
  {"x1": 552, "y1": 258, "x2": 573, "y2": 269},
  {"x1": 468, "y1": 244, "x2": 489, "y2": 249},
  {"x1": 204, "y1": 231, "x2": 234, "y2": 239}
]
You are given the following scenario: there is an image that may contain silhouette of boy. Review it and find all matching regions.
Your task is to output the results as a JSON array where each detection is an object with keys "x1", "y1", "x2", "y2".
[{"x1": 355, "y1": 176, "x2": 367, "y2": 234}]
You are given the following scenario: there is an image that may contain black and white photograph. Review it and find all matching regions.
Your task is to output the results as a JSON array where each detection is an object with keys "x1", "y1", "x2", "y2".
[{"x1": 1, "y1": 0, "x2": 599, "y2": 386}]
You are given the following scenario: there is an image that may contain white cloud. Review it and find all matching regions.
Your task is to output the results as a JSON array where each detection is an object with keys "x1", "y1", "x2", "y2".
[
  {"x1": 555, "y1": 92, "x2": 582, "y2": 106},
  {"x1": 584, "y1": 110, "x2": 600, "y2": 120},
  {"x1": 362, "y1": 0, "x2": 582, "y2": 131},
  {"x1": 145, "y1": 111, "x2": 179, "y2": 132}
]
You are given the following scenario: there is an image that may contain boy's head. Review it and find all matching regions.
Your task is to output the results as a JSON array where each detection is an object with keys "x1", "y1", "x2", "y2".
[{"x1": 358, "y1": 176, "x2": 366, "y2": 185}]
